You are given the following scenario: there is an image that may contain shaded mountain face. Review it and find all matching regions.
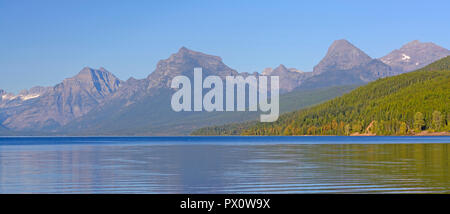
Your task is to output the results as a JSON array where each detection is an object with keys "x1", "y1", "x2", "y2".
[
  {"x1": 0, "y1": 67, "x2": 122, "y2": 130},
  {"x1": 380, "y1": 40, "x2": 450, "y2": 73},
  {"x1": 1, "y1": 41, "x2": 448, "y2": 135},
  {"x1": 68, "y1": 67, "x2": 122, "y2": 97},
  {"x1": 60, "y1": 47, "x2": 243, "y2": 135},
  {"x1": 263, "y1": 64, "x2": 312, "y2": 92},
  {"x1": 296, "y1": 59, "x2": 393, "y2": 90},
  {"x1": 313, "y1": 39, "x2": 372, "y2": 74},
  {"x1": 236, "y1": 56, "x2": 450, "y2": 136},
  {"x1": 60, "y1": 48, "x2": 318, "y2": 135},
  {"x1": 147, "y1": 47, "x2": 238, "y2": 89},
  {"x1": 296, "y1": 40, "x2": 394, "y2": 90},
  {"x1": 355, "y1": 59, "x2": 396, "y2": 82},
  {"x1": 100, "y1": 47, "x2": 241, "y2": 109}
]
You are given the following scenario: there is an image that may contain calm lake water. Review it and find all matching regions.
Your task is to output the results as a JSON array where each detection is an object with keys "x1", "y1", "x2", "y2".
[{"x1": 0, "y1": 136, "x2": 449, "y2": 194}]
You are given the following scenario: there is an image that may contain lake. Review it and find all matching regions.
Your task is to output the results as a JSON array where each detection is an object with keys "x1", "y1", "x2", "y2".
[{"x1": 0, "y1": 136, "x2": 449, "y2": 193}]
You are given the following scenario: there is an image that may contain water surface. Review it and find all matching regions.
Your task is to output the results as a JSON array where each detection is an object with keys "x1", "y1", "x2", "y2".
[{"x1": 0, "y1": 136, "x2": 449, "y2": 193}]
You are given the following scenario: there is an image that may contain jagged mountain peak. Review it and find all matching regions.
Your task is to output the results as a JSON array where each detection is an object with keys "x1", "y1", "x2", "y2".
[
  {"x1": 327, "y1": 39, "x2": 369, "y2": 55},
  {"x1": 170, "y1": 46, "x2": 223, "y2": 62},
  {"x1": 402, "y1": 40, "x2": 437, "y2": 48},
  {"x1": 262, "y1": 64, "x2": 289, "y2": 75},
  {"x1": 74, "y1": 67, "x2": 98, "y2": 81},
  {"x1": 147, "y1": 47, "x2": 237, "y2": 88},
  {"x1": 263, "y1": 64, "x2": 303, "y2": 75},
  {"x1": 274, "y1": 64, "x2": 288, "y2": 71},
  {"x1": 178, "y1": 46, "x2": 193, "y2": 54},
  {"x1": 0, "y1": 66, "x2": 124, "y2": 130},
  {"x1": 380, "y1": 40, "x2": 450, "y2": 73},
  {"x1": 260, "y1": 64, "x2": 312, "y2": 92},
  {"x1": 330, "y1": 39, "x2": 356, "y2": 48},
  {"x1": 398, "y1": 40, "x2": 448, "y2": 53},
  {"x1": 74, "y1": 67, "x2": 115, "y2": 81},
  {"x1": 404, "y1": 40, "x2": 421, "y2": 46},
  {"x1": 313, "y1": 39, "x2": 372, "y2": 74},
  {"x1": 67, "y1": 67, "x2": 122, "y2": 93}
]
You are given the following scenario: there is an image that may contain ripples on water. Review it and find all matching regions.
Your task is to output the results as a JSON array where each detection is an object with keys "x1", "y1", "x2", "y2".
[{"x1": 0, "y1": 136, "x2": 449, "y2": 193}]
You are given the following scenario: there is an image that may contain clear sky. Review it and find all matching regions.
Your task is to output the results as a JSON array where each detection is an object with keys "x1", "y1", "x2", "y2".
[{"x1": 1, "y1": 0, "x2": 449, "y2": 93}]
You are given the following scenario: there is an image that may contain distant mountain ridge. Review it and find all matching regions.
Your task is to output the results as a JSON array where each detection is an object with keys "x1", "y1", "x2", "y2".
[
  {"x1": 195, "y1": 56, "x2": 450, "y2": 136},
  {"x1": 147, "y1": 47, "x2": 238, "y2": 89},
  {"x1": 0, "y1": 40, "x2": 449, "y2": 135},
  {"x1": 262, "y1": 64, "x2": 312, "y2": 93},
  {"x1": 59, "y1": 48, "x2": 316, "y2": 135},
  {"x1": 0, "y1": 67, "x2": 122, "y2": 130},
  {"x1": 299, "y1": 39, "x2": 400, "y2": 90},
  {"x1": 380, "y1": 40, "x2": 450, "y2": 73},
  {"x1": 313, "y1": 39, "x2": 372, "y2": 74}
]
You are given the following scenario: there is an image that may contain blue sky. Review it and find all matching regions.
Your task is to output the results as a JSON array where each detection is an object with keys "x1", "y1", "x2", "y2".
[{"x1": 1, "y1": 0, "x2": 449, "y2": 93}]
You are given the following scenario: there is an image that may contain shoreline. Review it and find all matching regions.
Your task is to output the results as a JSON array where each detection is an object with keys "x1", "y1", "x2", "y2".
[
  {"x1": 1, "y1": 133, "x2": 450, "y2": 137},
  {"x1": 349, "y1": 131, "x2": 450, "y2": 136}
]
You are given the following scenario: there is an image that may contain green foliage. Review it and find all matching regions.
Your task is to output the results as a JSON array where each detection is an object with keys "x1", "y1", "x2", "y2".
[
  {"x1": 398, "y1": 122, "x2": 408, "y2": 135},
  {"x1": 414, "y1": 112, "x2": 425, "y2": 132},
  {"x1": 227, "y1": 56, "x2": 450, "y2": 136},
  {"x1": 432, "y1": 110, "x2": 443, "y2": 131},
  {"x1": 191, "y1": 85, "x2": 357, "y2": 135}
]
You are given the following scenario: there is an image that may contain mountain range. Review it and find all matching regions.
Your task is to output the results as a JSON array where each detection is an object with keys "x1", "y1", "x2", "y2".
[
  {"x1": 0, "y1": 39, "x2": 449, "y2": 135},
  {"x1": 198, "y1": 56, "x2": 450, "y2": 136}
]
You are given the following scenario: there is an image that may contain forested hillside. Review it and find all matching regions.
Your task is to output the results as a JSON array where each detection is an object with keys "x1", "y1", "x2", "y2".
[{"x1": 194, "y1": 56, "x2": 450, "y2": 136}]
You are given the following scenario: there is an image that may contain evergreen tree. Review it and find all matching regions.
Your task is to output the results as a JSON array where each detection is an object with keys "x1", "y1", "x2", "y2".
[
  {"x1": 414, "y1": 112, "x2": 425, "y2": 132},
  {"x1": 398, "y1": 122, "x2": 407, "y2": 135},
  {"x1": 344, "y1": 124, "x2": 351, "y2": 136},
  {"x1": 432, "y1": 110, "x2": 443, "y2": 131},
  {"x1": 192, "y1": 57, "x2": 450, "y2": 136}
]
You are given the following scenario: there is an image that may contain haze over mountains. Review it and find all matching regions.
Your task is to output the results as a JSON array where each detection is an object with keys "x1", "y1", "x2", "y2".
[{"x1": 0, "y1": 39, "x2": 449, "y2": 135}]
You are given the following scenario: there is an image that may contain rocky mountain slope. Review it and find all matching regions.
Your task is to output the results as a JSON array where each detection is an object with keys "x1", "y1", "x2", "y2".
[
  {"x1": 0, "y1": 40, "x2": 448, "y2": 135},
  {"x1": 262, "y1": 64, "x2": 313, "y2": 93},
  {"x1": 313, "y1": 39, "x2": 373, "y2": 74},
  {"x1": 196, "y1": 56, "x2": 450, "y2": 136},
  {"x1": 0, "y1": 67, "x2": 122, "y2": 130},
  {"x1": 380, "y1": 40, "x2": 450, "y2": 73}
]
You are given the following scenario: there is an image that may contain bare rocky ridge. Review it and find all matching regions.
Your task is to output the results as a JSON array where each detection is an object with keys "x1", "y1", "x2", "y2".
[
  {"x1": 380, "y1": 40, "x2": 450, "y2": 73},
  {"x1": 0, "y1": 67, "x2": 122, "y2": 130},
  {"x1": 263, "y1": 64, "x2": 313, "y2": 92},
  {"x1": 313, "y1": 39, "x2": 372, "y2": 74},
  {"x1": 0, "y1": 41, "x2": 448, "y2": 135},
  {"x1": 60, "y1": 47, "x2": 246, "y2": 135},
  {"x1": 295, "y1": 40, "x2": 395, "y2": 90},
  {"x1": 147, "y1": 47, "x2": 238, "y2": 89},
  {"x1": 355, "y1": 59, "x2": 396, "y2": 82}
]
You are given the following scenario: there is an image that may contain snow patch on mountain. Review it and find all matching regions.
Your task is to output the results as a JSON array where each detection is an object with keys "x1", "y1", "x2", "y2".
[
  {"x1": 21, "y1": 94, "x2": 41, "y2": 101},
  {"x1": 401, "y1": 54, "x2": 411, "y2": 61}
]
